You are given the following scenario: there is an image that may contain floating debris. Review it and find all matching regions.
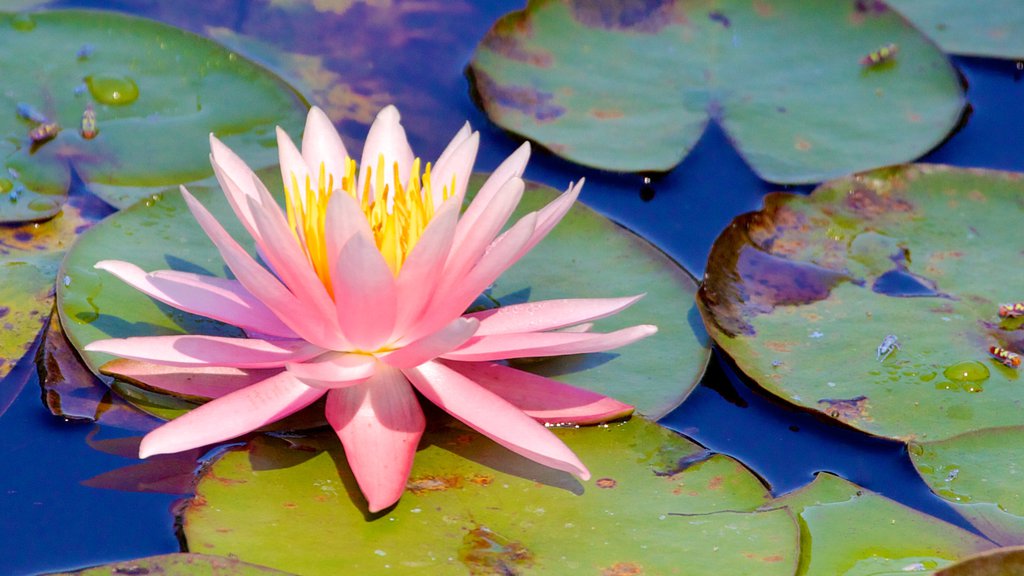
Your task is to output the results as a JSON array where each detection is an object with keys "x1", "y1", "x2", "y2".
[
  {"x1": 861, "y1": 43, "x2": 899, "y2": 67},
  {"x1": 16, "y1": 102, "x2": 48, "y2": 123},
  {"x1": 29, "y1": 121, "x2": 61, "y2": 144},
  {"x1": 877, "y1": 334, "x2": 900, "y2": 361},
  {"x1": 76, "y1": 43, "x2": 94, "y2": 60},
  {"x1": 989, "y1": 346, "x2": 1021, "y2": 369},
  {"x1": 80, "y1": 103, "x2": 97, "y2": 139},
  {"x1": 998, "y1": 302, "x2": 1024, "y2": 318}
]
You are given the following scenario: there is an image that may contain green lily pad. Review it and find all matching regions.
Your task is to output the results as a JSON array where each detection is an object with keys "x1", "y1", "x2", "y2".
[
  {"x1": 766, "y1": 472, "x2": 994, "y2": 574},
  {"x1": 58, "y1": 176, "x2": 708, "y2": 419},
  {"x1": 911, "y1": 426, "x2": 1024, "y2": 545},
  {"x1": 888, "y1": 0, "x2": 1024, "y2": 59},
  {"x1": 181, "y1": 416, "x2": 798, "y2": 575},
  {"x1": 468, "y1": 0, "x2": 965, "y2": 183},
  {"x1": 45, "y1": 553, "x2": 295, "y2": 575},
  {"x1": 0, "y1": 10, "x2": 307, "y2": 214},
  {"x1": 934, "y1": 546, "x2": 1024, "y2": 576},
  {"x1": 698, "y1": 164, "x2": 1024, "y2": 442}
]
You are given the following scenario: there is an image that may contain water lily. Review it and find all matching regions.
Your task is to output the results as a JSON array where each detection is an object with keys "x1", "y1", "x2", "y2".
[{"x1": 86, "y1": 105, "x2": 656, "y2": 512}]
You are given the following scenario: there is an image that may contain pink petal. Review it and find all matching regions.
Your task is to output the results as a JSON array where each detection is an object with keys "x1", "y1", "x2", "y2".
[
  {"x1": 139, "y1": 371, "x2": 324, "y2": 458},
  {"x1": 209, "y1": 136, "x2": 263, "y2": 232},
  {"x1": 210, "y1": 154, "x2": 259, "y2": 241},
  {"x1": 457, "y1": 142, "x2": 530, "y2": 236},
  {"x1": 431, "y1": 122, "x2": 472, "y2": 173},
  {"x1": 324, "y1": 188, "x2": 375, "y2": 273},
  {"x1": 380, "y1": 318, "x2": 478, "y2": 369},
  {"x1": 520, "y1": 179, "x2": 583, "y2": 255},
  {"x1": 276, "y1": 126, "x2": 310, "y2": 207},
  {"x1": 301, "y1": 107, "x2": 350, "y2": 190},
  {"x1": 357, "y1": 105, "x2": 414, "y2": 200},
  {"x1": 442, "y1": 325, "x2": 658, "y2": 362},
  {"x1": 332, "y1": 233, "x2": 396, "y2": 350},
  {"x1": 405, "y1": 361, "x2": 589, "y2": 479},
  {"x1": 179, "y1": 186, "x2": 345, "y2": 349},
  {"x1": 444, "y1": 361, "x2": 634, "y2": 424},
  {"x1": 466, "y1": 295, "x2": 643, "y2": 336},
  {"x1": 392, "y1": 199, "x2": 459, "y2": 336},
  {"x1": 100, "y1": 359, "x2": 279, "y2": 399},
  {"x1": 85, "y1": 334, "x2": 322, "y2": 368},
  {"x1": 95, "y1": 260, "x2": 296, "y2": 339},
  {"x1": 445, "y1": 177, "x2": 524, "y2": 283},
  {"x1": 430, "y1": 130, "x2": 479, "y2": 207},
  {"x1": 326, "y1": 366, "x2": 425, "y2": 512},
  {"x1": 285, "y1": 352, "x2": 377, "y2": 389}
]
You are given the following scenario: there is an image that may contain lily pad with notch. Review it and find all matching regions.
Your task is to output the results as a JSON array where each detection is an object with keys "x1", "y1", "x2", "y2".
[
  {"x1": 468, "y1": 0, "x2": 965, "y2": 183},
  {"x1": 699, "y1": 164, "x2": 1024, "y2": 442}
]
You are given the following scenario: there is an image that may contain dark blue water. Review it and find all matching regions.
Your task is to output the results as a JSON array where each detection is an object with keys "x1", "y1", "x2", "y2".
[{"x1": 1, "y1": 2, "x2": 1022, "y2": 573}]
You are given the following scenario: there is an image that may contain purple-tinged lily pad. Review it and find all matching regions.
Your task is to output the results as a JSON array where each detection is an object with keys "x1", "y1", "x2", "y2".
[
  {"x1": 0, "y1": 10, "x2": 306, "y2": 213},
  {"x1": 181, "y1": 416, "x2": 799, "y2": 575},
  {"x1": 934, "y1": 546, "x2": 1024, "y2": 576},
  {"x1": 911, "y1": 426, "x2": 1024, "y2": 545},
  {"x1": 698, "y1": 164, "x2": 1024, "y2": 442},
  {"x1": 468, "y1": 0, "x2": 965, "y2": 183},
  {"x1": 766, "y1": 472, "x2": 994, "y2": 573},
  {"x1": 58, "y1": 177, "x2": 708, "y2": 420},
  {"x1": 888, "y1": 0, "x2": 1024, "y2": 59},
  {"x1": 44, "y1": 553, "x2": 295, "y2": 575}
]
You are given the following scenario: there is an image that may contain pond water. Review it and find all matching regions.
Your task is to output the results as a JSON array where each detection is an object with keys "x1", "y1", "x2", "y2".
[{"x1": 0, "y1": 2, "x2": 1022, "y2": 573}]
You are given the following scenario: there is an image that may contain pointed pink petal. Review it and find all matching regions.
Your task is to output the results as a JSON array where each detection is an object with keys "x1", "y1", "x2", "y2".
[
  {"x1": 324, "y1": 189, "x2": 375, "y2": 272},
  {"x1": 445, "y1": 177, "x2": 524, "y2": 283},
  {"x1": 380, "y1": 318, "x2": 478, "y2": 369},
  {"x1": 392, "y1": 199, "x2": 459, "y2": 336},
  {"x1": 466, "y1": 295, "x2": 643, "y2": 336},
  {"x1": 85, "y1": 334, "x2": 322, "y2": 368},
  {"x1": 285, "y1": 352, "x2": 376, "y2": 389},
  {"x1": 520, "y1": 179, "x2": 583, "y2": 255},
  {"x1": 95, "y1": 260, "x2": 296, "y2": 339},
  {"x1": 430, "y1": 130, "x2": 478, "y2": 207},
  {"x1": 302, "y1": 107, "x2": 350, "y2": 190},
  {"x1": 404, "y1": 212, "x2": 537, "y2": 343},
  {"x1": 357, "y1": 105, "x2": 414, "y2": 199},
  {"x1": 405, "y1": 361, "x2": 589, "y2": 479},
  {"x1": 326, "y1": 366, "x2": 425, "y2": 512},
  {"x1": 442, "y1": 325, "x2": 657, "y2": 362},
  {"x1": 139, "y1": 371, "x2": 324, "y2": 458},
  {"x1": 457, "y1": 142, "x2": 530, "y2": 235},
  {"x1": 431, "y1": 122, "x2": 472, "y2": 173},
  {"x1": 208, "y1": 135, "x2": 266, "y2": 234},
  {"x1": 100, "y1": 359, "x2": 279, "y2": 399},
  {"x1": 210, "y1": 153, "x2": 259, "y2": 241},
  {"x1": 332, "y1": 233, "x2": 396, "y2": 350},
  {"x1": 276, "y1": 126, "x2": 310, "y2": 205},
  {"x1": 444, "y1": 361, "x2": 634, "y2": 424},
  {"x1": 179, "y1": 186, "x2": 345, "y2": 349}
]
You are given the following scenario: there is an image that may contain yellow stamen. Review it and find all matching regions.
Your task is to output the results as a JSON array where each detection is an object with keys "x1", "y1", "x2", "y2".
[{"x1": 283, "y1": 154, "x2": 454, "y2": 292}]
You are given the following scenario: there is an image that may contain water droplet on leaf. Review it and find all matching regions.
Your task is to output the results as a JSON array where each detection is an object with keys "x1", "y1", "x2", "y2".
[{"x1": 86, "y1": 74, "x2": 140, "y2": 105}]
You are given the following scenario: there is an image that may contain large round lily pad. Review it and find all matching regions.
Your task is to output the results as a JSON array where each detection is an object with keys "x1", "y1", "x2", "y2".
[
  {"x1": 181, "y1": 416, "x2": 798, "y2": 575},
  {"x1": 765, "y1": 472, "x2": 993, "y2": 574},
  {"x1": 468, "y1": 0, "x2": 965, "y2": 183},
  {"x1": 910, "y1": 426, "x2": 1024, "y2": 546},
  {"x1": 698, "y1": 164, "x2": 1024, "y2": 442},
  {"x1": 0, "y1": 10, "x2": 307, "y2": 214},
  {"x1": 58, "y1": 176, "x2": 708, "y2": 419},
  {"x1": 888, "y1": 0, "x2": 1024, "y2": 59}
]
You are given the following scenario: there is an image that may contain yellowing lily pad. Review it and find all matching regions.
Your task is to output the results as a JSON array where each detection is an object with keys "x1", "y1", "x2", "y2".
[
  {"x1": 45, "y1": 552, "x2": 295, "y2": 575},
  {"x1": 889, "y1": 0, "x2": 1024, "y2": 59},
  {"x1": 911, "y1": 426, "x2": 1024, "y2": 545},
  {"x1": 766, "y1": 472, "x2": 994, "y2": 574},
  {"x1": 58, "y1": 177, "x2": 708, "y2": 419},
  {"x1": 0, "y1": 10, "x2": 307, "y2": 214},
  {"x1": 468, "y1": 0, "x2": 965, "y2": 183},
  {"x1": 181, "y1": 416, "x2": 798, "y2": 575},
  {"x1": 698, "y1": 164, "x2": 1024, "y2": 442},
  {"x1": 934, "y1": 546, "x2": 1024, "y2": 576}
]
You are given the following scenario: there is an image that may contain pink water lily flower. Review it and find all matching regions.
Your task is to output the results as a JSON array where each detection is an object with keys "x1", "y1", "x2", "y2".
[{"x1": 86, "y1": 105, "x2": 656, "y2": 512}]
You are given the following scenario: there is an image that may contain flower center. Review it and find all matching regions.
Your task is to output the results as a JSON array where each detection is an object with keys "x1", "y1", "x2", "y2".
[{"x1": 284, "y1": 155, "x2": 453, "y2": 290}]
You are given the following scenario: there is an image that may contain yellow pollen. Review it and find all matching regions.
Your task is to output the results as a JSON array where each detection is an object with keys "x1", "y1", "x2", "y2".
[{"x1": 284, "y1": 155, "x2": 452, "y2": 291}]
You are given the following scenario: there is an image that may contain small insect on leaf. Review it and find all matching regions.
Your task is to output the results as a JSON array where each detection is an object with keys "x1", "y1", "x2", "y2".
[
  {"x1": 861, "y1": 43, "x2": 899, "y2": 67},
  {"x1": 81, "y1": 104, "x2": 98, "y2": 139},
  {"x1": 989, "y1": 346, "x2": 1021, "y2": 369},
  {"x1": 877, "y1": 334, "x2": 900, "y2": 362},
  {"x1": 29, "y1": 122, "x2": 61, "y2": 144},
  {"x1": 998, "y1": 302, "x2": 1024, "y2": 319}
]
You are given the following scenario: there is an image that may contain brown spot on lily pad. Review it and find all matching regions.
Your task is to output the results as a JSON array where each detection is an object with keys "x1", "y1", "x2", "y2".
[
  {"x1": 407, "y1": 474, "x2": 463, "y2": 494},
  {"x1": 794, "y1": 137, "x2": 812, "y2": 151},
  {"x1": 469, "y1": 70, "x2": 565, "y2": 123},
  {"x1": 571, "y1": 0, "x2": 682, "y2": 33},
  {"x1": 482, "y1": 17, "x2": 554, "y2": 67},
  {"x1": 844, "y1": 183, "x2": 915, "y2": 219},
  {"x1": 752, "y1": 0, "x2": 775, "y2": 18},
  {"x1": 818, "y1": 395, "x2": 871, "y2": 423},
  {"x1": 596, "y1": 477, "x2": 618, "y2": 489},
  {"x1": 591, "y1": 108, "x2": 625, "y2": 120},
  {"x1": 459, "y1": 526, "x2": 533, "y2": 575},
  {"x1": 602, "y1": 562, "x2": 644, "y2": 575}
]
